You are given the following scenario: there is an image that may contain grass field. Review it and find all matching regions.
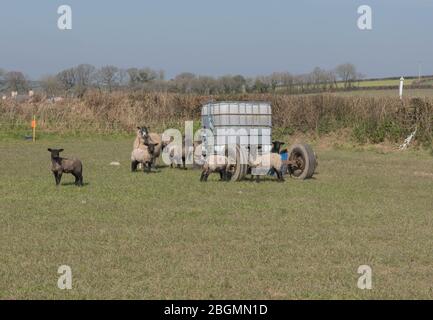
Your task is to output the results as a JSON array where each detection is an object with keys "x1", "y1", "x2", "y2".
[
  {"x1": 328, "y1": 88, "x2": 433, "y2": 98},
  {"x1": 341, "y1": 78, "x2": 418, "y2": 88},
  {"x1": 1, "y1": 137, "x2": 433, "y2": 299}
]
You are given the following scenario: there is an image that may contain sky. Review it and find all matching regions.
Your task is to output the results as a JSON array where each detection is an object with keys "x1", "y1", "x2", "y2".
[{"x1": 0, "y1": 0, "x2": 432, "y2": 80}]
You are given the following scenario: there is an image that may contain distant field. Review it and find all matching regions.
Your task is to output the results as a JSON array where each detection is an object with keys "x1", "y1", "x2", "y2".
[
  {"x1": 328, "y1": 88, "x2": 433, "y2": 98},
  {"x1": 1, "y1": 137, "x2": 433, "y2": 299},
  {"x1": 339, "y1": 78, "x2": 417, "y2": 88},
  {"x1": 278, "y1": 77, "x2": 432, "y2": 94}
]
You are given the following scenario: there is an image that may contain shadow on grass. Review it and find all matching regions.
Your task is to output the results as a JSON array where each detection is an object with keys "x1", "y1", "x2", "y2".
[{"x1": 60, "y1": 182, "x2": 90, "y2": 187}]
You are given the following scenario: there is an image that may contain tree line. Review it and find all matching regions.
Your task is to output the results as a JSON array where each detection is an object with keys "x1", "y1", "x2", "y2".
[{"x1": 0, "y1": 63, "x2": 362, "y2": 97}]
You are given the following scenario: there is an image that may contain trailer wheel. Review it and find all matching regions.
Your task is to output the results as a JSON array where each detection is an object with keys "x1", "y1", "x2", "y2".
[
  {"x1": 288, "y1": 144, "x2": 316, "y2": 180},
  {"x1": 229, "y1": 145, "x2": 248, "y2": 181}
]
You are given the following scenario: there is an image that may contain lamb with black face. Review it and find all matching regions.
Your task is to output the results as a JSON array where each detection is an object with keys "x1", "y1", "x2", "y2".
[{"x1": 48, "y1": 148, "x2": 83, "y2": 186}]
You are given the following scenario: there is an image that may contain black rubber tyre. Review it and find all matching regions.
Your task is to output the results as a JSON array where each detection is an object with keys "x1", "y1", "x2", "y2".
[
  {"x1": 288, "y1": 144, "x2": 316, "y2": 180},
  {"x1": 229, "y1": 145, "x2": 248, "y2": 181}
]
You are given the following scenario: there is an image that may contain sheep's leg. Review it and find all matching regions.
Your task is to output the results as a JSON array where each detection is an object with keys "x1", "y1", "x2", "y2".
[
  {"x1": 182, "y1": 156, "x2": 187, "y2": 170},
  {"x1": 75, "y1": 174, "x2": 84, "y2": 186},
  {"x1": 73, "y1": 173, "x2": 80, "y2": 186},
  {"x1": 146, "y1": 162, "x2": 152, "y2": 173},
  {"x1": 131, "y1": 161, "x2": 139, "y2": 172},
  {"x1": 55, "y1": 172, "x2": 62, "y2": 186},
  {"x1": 53, "y1": 172, "x2": 60, "y2": 186},
  {"x1": 219, "y1": 171, "x2": 223, "y2": 181},
  {"x1": 276, "y1": 170, "x2": 285, "y2": 182},
  {"x1": 200, "y1": 170, "x2": 209, "y2": 182},
  {"x1": 200, "y1": 170, "x2": 206, "y2": 182},
  {"x1": 223, "y1": 170, "x2": 229, "y2": 182},
  {"x1": 255, "y1": 175, "x2": 260, "y2": 183}
]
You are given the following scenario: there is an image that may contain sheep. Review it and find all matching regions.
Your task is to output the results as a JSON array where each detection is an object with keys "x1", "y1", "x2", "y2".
[
  {"x1": 131, "y1": 135, "x2": 158, "y2": 173},
  {"x1": 48, "y1": 148, "x2": 83, "y2": 186},
  {"x1": 271, "y1": 140, "x2": 285, "y2": 153},
  {"x1": 249, "y1": 152, "x2": 284, "y2": 182},
  {"x1": 164, "y1": 135, "x2": 197, "y2": 170},
  {"x1": 134, "y1": 126, "x2": 166, "y2": 169},
  {"x1": 166, "y1": 143, "x2": 186, "y2": 169},
  {"x1": 200, "y1": 154, "x2": 230, "y2": 182},
  {"x1": 131, "y1": 145, "x2": 156, "y2": 173},
  {"x1": 193, "y1": 142, "x2": 206, "y2": 167}
]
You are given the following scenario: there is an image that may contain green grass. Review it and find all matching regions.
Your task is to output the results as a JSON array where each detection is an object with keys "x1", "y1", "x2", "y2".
[
  {"x1": 1, "y1": 138, "x2": 433, "y2": 299},
  {"x1": 328, "y1": 88, "x2": 433, "y2": 98},
  {"x1": 341, "y1": 78, "x2": 418, "y2": 88}
]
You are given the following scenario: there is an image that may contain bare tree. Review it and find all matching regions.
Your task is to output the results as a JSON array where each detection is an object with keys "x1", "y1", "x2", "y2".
[
  {"x1": 40, "y1": 75, "x2": 62, "y2": 97},
  {"x1": 218, "y1": 75, "x2": 246, "y2": 94},
  {"x1": 95, "y1": 65, "x2": 120, "y2": 92},
  {"x1": 127, "y1": 67, "x2": 159, "y2": 89},
  {"x1": 74, "y1": 64, "x2": 96, "y2": 96},
  {"x1": 56, "y1": 68, "x2": 76, "y2": 93},
  {"x1": 5, "y1": 71, "x2": 28, "y2": 92},
  {"x1": 0, "y1": 68, "x2": 5, "y2": 91},
  {"x1": 186, "y1": 76, "x2": 216, "y2": 94},
  {"x1": 335, "y1": 63, "x2": 357, "y2": 89},
  {"x1": 252, "y1": 76, "x2": 270, "y2": 93},
  {"x1": 279, "y1": 72, "x2": 295, "y2": 93},
  {"x1": 173, "y1": 72, "x2": 196, "y2": 93}
]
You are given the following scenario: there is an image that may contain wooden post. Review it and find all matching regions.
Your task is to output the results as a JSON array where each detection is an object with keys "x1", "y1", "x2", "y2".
[{"x1": 31, "y1": 116, "x2": 36, "y2": 142}]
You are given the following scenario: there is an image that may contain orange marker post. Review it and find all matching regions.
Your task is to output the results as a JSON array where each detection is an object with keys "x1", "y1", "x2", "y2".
[{"x1": 31, "y1": 116, "x2": 36, "y2": 142}]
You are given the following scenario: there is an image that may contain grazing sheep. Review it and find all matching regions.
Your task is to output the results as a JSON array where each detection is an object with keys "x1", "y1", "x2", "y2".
[
  {"x1": 134, "y1": 126, "x2": 165, "y2": 169},
  {"x1": 200, "y1": 154, "x2": 230, "y2": 182},
  {"x1": 249, "y1": 152, "x2": 284, "y2": 182},
  {"x1": 48, "y1": 148, "x2": 83, "y2": 186}
]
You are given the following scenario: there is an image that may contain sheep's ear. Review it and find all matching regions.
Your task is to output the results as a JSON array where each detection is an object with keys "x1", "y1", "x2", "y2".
[
  {"x1": 48, "y1": 148, "x2": 52, "y2": 152},
  {"x1": 59, "y1": 149, "x2": 64, "y2": 152}
]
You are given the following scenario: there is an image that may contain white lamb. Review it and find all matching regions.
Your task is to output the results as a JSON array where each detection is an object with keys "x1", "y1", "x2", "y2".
[
  {"x1": 200, "y1": 154, "x2": 230, "y2": 182},
  {"x1": 249, "y1": 153, "x2": 284, "y2": 182}
]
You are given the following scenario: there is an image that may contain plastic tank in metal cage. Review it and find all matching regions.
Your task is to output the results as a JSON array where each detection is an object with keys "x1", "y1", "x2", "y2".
[{"x1": 201, "y1": 101, "x2": 272, "y2": 153}]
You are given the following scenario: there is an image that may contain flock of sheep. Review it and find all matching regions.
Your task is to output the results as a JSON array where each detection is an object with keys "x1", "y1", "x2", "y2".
[
  {"x1": 131, "y1": 126, "x2": 285, "y2": 183},
  {"x1": 48, "y1": 126, "x2": 288, "y2": 187}
]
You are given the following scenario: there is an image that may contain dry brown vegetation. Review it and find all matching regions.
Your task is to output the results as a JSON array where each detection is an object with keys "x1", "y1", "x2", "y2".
[{"x1": 1, "y1": 91, "x2": 432, "y2": 147}]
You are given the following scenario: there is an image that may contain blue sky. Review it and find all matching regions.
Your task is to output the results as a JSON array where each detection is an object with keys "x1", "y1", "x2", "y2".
[{"x1": 0, "y1": 0, "x2": 432, "y2": 79}]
